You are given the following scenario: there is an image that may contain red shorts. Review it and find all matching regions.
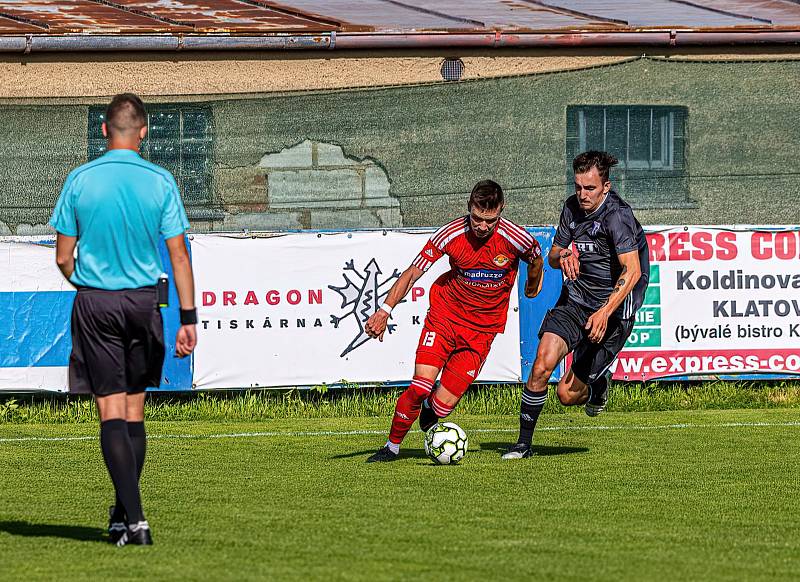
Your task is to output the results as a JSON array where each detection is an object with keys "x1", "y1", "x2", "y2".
[{"x1": 415, "y1": 313, "x2": 496, "y2": 398}]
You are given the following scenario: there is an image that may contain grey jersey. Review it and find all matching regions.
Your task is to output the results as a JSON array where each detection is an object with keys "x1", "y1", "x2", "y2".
[{"x1": 553, "y1": 191, "x2": 649, "y2": 320}]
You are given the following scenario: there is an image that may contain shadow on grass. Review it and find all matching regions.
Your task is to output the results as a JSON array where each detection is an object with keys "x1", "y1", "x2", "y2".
[
  {"x1": 332, "y1": 448, "x2": 429, "y2": 460},
  {"x1": 479, "y1": 442, "x2": 590, "y2": 456},
  {"x1": 0, "y1": 520, "x2": 106, "y2": 543}
]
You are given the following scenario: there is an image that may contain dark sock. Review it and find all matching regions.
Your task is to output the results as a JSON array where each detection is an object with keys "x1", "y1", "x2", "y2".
[
  {"x1": 418, "y1": 398, "x2": 439, "y2": 432},
  {"x1": 518, "y1": 388, "x2": 548, "y2": 446},
  {"x1": 128, "y1": 421, "x2": 147, "y2": 480},
  {"x1": 111, "y1": 421, "x2": 147, "y2": 523},
  {"x1": 588, "y1": 371, "x2": 610, "y2": 403},
  {"x1": 100, "y1": 419, "x2": 144, "y2": 524},
  {"x1": 111, "y1": 500, "x2": 125, "y2": 523}
]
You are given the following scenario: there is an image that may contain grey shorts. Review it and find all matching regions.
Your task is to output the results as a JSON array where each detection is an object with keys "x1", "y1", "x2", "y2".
[{"x1": 538, "y1": 294, "x2": 633, "y2": 385}]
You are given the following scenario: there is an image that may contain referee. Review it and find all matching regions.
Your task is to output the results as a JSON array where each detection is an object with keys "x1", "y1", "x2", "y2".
[{"x1": 50, "y1": 93, "x2": 197, "y2": 546}]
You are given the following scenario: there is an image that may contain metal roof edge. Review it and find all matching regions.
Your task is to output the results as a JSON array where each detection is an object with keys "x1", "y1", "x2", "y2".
[{"x1": 1, "y1": 30, "x2": 800, "y2": 53}]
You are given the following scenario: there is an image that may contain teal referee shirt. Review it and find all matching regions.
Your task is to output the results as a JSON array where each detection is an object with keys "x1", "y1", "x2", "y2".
[{"x1": 49, "y1": 149, "x2": 190, "y2": 291}]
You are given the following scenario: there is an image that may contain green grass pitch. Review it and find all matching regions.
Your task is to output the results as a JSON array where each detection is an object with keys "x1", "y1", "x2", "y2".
[{"x1": 1, "y1": 408, "x2": 800, "y2": 581}]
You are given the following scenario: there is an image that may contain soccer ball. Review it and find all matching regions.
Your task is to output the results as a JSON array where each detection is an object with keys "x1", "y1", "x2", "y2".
[{"x1": 424, "y1": 422, "x2": 468, "y2": 465}]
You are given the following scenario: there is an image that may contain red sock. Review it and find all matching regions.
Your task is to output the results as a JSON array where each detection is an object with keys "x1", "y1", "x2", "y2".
[
  {"x1": 430, "y1": 393, "x2": 454, "y2": 419},
  {"x1": 388, "y1": 376, "x2": 434, "y2": 445}
]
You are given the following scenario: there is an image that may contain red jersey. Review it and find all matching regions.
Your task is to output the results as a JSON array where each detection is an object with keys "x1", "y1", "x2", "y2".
[{"x1": 412, "y1": 216, "x2": 542, "y2": 333}]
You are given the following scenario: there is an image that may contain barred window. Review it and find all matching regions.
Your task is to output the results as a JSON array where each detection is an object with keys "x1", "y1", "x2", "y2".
[
  {"x1": 566, "y1": 105, "x2": 693, "y2": 208},
  {"x1": 88, "y1": 105, "x2": 213, "y2": 209}
]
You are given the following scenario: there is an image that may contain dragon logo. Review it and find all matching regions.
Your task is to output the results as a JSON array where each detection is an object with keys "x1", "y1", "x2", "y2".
[{"x1": 328, "y1": 259, "x2": 401, "y2": 357}]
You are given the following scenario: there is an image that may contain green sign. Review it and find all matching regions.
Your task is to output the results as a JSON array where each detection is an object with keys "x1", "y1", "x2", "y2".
[
  {"x1": 643, "y1": 285, "x2": 661, "y2": 306},
  {"x1": 649, "y1": 264, "x2": 660, "y2": 284},
  {"x1": 625, "y1": 327, "x2": 661, "y2": 348},
  {"x1": 635, "y1": 306, "x2": 661, "y2": 326}
]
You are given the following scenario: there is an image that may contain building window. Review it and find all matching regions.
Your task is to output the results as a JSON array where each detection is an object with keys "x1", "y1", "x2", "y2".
[
  {"x1": 566, "y1": 105, "x2": 692, "y2": 208},
  {"x1": 88, "y1": 105, "x2": 213, "y2": 209}
]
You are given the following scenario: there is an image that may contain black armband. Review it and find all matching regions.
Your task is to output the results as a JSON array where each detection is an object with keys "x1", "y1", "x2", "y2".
[{"x1": 180, "y1": 308, "x2": 198, "y2": 325}]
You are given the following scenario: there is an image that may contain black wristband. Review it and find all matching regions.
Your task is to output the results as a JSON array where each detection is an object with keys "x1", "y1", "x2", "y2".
[{"x1": 180, "y1": 308, "x2": 198, "y2": 325}]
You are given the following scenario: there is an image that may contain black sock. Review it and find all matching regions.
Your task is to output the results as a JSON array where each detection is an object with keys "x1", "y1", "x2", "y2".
[
  {"x1": 112, "y1": 421, "x2": 147, "y2": 523},
  {"x1": 128, "y1": 421, "x2": 147, "y2": 480},
  {"x1": 110, "y1": 500, "x2": 125, "y2": 523},
  {"x1": 518, "y1": 388, "x2": 548, "y2": 446},
  {"x1": 418, "y1": 398, "x2": 439, "y2": 432},
  {"x1": 588, "y1": 371, "x2": 610, "y2": 403},
  {"x1": 100, "y1": 419, "x2": 144, "y2": 524}
]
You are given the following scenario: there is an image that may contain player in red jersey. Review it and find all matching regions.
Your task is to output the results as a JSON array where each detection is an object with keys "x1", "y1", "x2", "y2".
[{"x1": 364, "y1": 180, "x2": 545, "y2": 462}]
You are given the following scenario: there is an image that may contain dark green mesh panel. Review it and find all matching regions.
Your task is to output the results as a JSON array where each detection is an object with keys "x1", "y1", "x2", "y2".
[
  {"x1": 1, "y1": 56, "x2": 799, "y2": 234},
  {"x1": 87, "y1": 105, "x2": 213, "y2": 208}
]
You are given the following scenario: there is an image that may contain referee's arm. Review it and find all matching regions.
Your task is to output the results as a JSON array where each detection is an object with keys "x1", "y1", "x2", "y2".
[
  {"x1": 55, "y1": 234, "x2": 77, "y2": 280},
  {"x1": 166, "y1": 234, "x2": 197, "y2": 357}
]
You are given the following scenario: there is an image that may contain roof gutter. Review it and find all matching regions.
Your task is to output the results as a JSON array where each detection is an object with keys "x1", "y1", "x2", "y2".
[
  {"x1": 334, "y1": 31, "x2": 800, "y2": 49},
  {"x1": 0, "y1": 31, "x2": 799, "y2": 53}
]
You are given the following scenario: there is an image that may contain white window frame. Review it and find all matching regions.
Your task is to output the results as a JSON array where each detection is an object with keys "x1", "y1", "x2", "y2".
[{"x1": 577, "y1": 106, "x2": 676, "y2": 171}]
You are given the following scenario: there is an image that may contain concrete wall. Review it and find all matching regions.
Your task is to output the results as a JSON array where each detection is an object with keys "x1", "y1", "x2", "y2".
[{"x1": 1, "y1": 47, "x2": 798, "y2": 99}]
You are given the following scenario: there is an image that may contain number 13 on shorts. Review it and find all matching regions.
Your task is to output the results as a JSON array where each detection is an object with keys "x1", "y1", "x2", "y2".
[{"x1": 422, "y1": 331, "x2": 437, "y2": 347}]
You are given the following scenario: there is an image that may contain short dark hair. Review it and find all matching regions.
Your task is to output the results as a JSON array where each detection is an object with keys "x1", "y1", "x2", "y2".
[
  {"x1": 573, "y1": 150, "x2": 619, "y2": 183},
  {"x1": 468, "y1": 180, "x2": 504, "y2": 211},
  {"x1": 105, "y1": 93, "x2": 147, "y2": 137}
]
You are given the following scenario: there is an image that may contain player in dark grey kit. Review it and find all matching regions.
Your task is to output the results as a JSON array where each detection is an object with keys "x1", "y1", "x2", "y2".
[{"x1": 504, "y1": 151, "x2": 649, "y2": 459}]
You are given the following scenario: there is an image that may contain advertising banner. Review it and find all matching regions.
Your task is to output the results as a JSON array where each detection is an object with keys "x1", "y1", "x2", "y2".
[
  {"x1": 517, "y1": 226, "x2": 565, "y2": 382},
  {"x1": 0, "y1": 237, "x2": 192, "y2": 392},
  {"x1": 611, "y1": 226, "x2": 800, "y2": 380},
  {"x1": 2, "y1": 226, "x2": 798, "y2": 392},
  {"x1": 0, "y1": 238, "x2": 72, "y2": 391},
  {"x1": 192, "y1": 231, "x2": 526, "y2": 389}
]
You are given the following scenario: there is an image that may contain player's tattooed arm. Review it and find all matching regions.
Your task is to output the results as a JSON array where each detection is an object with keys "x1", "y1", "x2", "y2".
[
  {"x1": 365, "y1": 264, "x2": 425, "y2": 342},
  {"x1": 549, "y1": 244, "x2": 579, "y2": 280},
  {"x1": 585, "y1": 253, "x2": 641, "y2": 343},
  {"x1": 609, "y1": 265, "x2": 628, "y2": 297},
  {"x1": 524, "y1": 256, "x2": 545, "y2": 298},
  {"x1": 547, "y1": 244, "x2": 564, "y2": 269}
]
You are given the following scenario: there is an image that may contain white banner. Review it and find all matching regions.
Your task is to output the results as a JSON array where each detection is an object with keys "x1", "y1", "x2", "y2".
[
  {"x1": 612, "y1": 226, "x2": 800, "y2": 380},
  {"x1": 0, "y1": 237, "x2": 72, "y2": 391},
  {"x1": 192, "y1": 231, "x2": 523, "y2": 389}
]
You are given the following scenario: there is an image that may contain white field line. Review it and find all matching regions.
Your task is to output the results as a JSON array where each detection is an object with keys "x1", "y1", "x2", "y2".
[{"x1": 1, "y1": 421, "x2": 800, "y2": 444}]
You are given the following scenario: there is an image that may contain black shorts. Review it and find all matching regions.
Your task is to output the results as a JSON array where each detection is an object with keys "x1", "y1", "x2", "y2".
[
  {"x1": 538, "y1": 292, "x2": 634, "y2": 385},
  {"x1": 69, "y1": 287, "x2": 165, "y2": 396}
]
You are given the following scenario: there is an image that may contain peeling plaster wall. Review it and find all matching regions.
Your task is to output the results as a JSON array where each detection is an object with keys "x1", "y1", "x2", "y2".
[{"x1": 220, "y1": 140, "x2": 400, "y2": 230}]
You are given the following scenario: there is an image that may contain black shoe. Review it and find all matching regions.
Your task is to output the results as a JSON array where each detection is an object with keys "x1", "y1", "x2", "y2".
[
  {"x1": 501, "y1": 442, "x2": 532, "y2": 460},
  {"x1": 366, "y1": 445, "x2": 399, "y2": 463},
  {"x1": 585, "y1": 370, "x2": 611, "y2": 417},
  {"x1": 108, "y1": 505, "x2": 127, "y2": 544},
  {"x1": 418, "y1": 400, "x2": 438, "y2": 433},
  {"x1": 117, "y1": 521, "x2": 153, "y2": 547}
]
